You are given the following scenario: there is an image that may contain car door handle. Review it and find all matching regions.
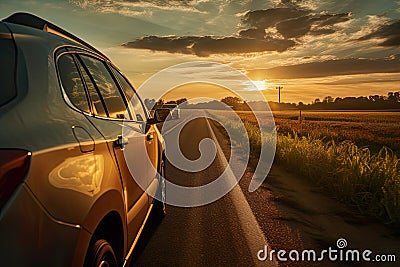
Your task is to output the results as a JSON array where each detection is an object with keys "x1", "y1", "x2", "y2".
[
  {"x1": 146, "y1": 133, "x2": 154, "y2": 141},
  {"x1": 113, "y1": 135, "x2": 128, "y2": 149}
]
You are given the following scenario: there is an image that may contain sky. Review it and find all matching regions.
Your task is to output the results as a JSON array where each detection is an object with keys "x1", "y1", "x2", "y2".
[{"x1": 1, "y1": 0, "x2": 400, "y2": 103}]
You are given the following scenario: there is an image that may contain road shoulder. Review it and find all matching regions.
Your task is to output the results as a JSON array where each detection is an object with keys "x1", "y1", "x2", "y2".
[{"x1": 209, "y1": 119, "x2": 400, "y2": 267}]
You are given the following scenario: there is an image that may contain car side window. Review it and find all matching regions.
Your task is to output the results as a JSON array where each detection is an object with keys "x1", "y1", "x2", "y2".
[
  {"x1": 74, "y1": 55, "x2": 107, "y2": 117},
  {"x1": 79, "y1": 55, "x2": 128, "y2": 119},
  {"x1": 111, "y1": 67, "x2": 146, "y2": 122},
  {"x1": 57, "y1": 54, "x2": 90, "y2": 113}
]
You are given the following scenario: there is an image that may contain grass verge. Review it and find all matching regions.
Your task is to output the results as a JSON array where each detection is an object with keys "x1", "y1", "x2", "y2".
[
  {"x1": 276, "y1": 133, "x2": 400, "y2": 224},
  {"x1": 210, "y1": 111, "x2": 400, "y2": 225}
]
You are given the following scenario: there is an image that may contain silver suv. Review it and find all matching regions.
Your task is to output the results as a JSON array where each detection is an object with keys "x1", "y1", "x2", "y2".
[{"x1": 0, "y1": 12, "x2": 166, "y2": 266}]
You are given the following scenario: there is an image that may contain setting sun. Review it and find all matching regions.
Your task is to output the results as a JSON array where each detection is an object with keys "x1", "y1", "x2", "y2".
[
  {"x1": 253, "y1": 80, "x2": 268, "y2": 91},
  {"x1": 248, "y1": 80, "x2": 269, "y2": 91}
]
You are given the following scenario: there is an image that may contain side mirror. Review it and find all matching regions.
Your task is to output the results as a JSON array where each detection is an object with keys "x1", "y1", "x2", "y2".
[{"x1": 147, "y1": 108, "x2": 171, "y2": 124}]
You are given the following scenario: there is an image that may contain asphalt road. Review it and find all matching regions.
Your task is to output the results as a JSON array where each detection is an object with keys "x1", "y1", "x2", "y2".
[{"x1": 131, "y1": 111, "x2": 277, "y2": 267}]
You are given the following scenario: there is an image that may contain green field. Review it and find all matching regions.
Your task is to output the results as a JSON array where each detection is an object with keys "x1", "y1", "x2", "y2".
[{"x1": 212, "y1": 110, "x2": 400, "y2": 225}]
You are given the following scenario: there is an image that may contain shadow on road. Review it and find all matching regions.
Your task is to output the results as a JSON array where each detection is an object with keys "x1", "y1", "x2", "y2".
[{"x1": 129, "y1": 209, "x2": 165, "y2": 266}]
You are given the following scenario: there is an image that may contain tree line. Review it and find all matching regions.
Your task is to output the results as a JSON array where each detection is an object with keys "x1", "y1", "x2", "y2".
[
  {"x1": 301, "y1": 91, "x2": 400, "y2": 110},
  {"x1": 143, "y1": 91, "x2": 400, "y2": 111}
]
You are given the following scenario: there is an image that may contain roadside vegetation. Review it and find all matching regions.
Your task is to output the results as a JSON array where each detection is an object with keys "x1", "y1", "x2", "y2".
[
  {"x1": 276, "y1": 133, "x2": 400, "y2": 224},
  {"x1": 212, "y1": 110, "x2": 400, "y2": 225},
  {"x1": 242, "y1": 111, "x2": 400, "y2": 154}
]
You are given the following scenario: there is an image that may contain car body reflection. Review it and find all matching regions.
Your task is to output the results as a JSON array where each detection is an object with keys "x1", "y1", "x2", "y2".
[{"x1": 49, "y1": 154, "x2": 104, "y2": 196}]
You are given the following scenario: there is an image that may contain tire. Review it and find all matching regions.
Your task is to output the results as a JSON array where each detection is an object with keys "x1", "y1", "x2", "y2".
[
  {"x1": 153, "y1": 198, "x2": 166, "y2": 219},
  {"x1": 85, "y1": 239, "x2": 118, "y2": 267}
]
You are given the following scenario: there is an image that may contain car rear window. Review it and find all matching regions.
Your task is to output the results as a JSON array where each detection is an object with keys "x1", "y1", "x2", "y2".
[{"x1": 0, "y1": 23, "x2": 17, "y2": 107}]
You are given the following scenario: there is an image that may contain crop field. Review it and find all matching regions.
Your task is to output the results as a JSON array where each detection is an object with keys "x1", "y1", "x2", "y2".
[
  {"x1": 239, "y1": 110, "x2": 400, "y2": 154},
  {"x1": 210, "y1": 110, "x2": 400, "y2": 224}
]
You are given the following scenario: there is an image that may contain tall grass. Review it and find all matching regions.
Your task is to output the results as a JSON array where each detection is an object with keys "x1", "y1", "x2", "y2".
[
  {"x1": 209, "y1": 110, "x2": 400, "y2": 224},
  {"x1": 277, "y1": 133, "x2": 400, "y2": 224}
]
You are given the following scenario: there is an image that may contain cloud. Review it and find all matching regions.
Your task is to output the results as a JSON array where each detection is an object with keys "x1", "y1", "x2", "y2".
[
  {"x1": 242, "y1": 7, "x2": 309, "y2": 29},
  {"x1": 269, "y1": 0, "x2": 318, "y2": 10},
  {"x1": 69, "y1": 0, "x2": 207, "y2": 15},
  {"x1": 123, "y1": 35, "x2": 296, "y2": 56},
  {"x1": 309, "y1": 28, "x2": 335, "y2": 36},
  {"x1": 123, "y1": 5, "x2": 351, "y2": 56},
  {"x1": 358, "y1": 20, "x2": 400, "y2": 47},
  {"x1": 238, "y1": 28, "x2": 266, "y2": 39},
  {"x1": 247, "y1": 57, "x2": 400, "y2": 79},
  {"x1": 242, "y1": 8, "x2": 351, "y2": 39},
  {"x1": 275, "y1": 15, "x2": 312, "y2": 38}
]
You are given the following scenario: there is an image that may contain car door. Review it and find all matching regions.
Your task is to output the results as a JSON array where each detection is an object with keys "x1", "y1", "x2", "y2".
[
  {"x1": 110, "y1": 67, "x2": 159, "y2": 204},
  {"x1": 74, "y1": 53, "x2": 153, "y2": 243}
]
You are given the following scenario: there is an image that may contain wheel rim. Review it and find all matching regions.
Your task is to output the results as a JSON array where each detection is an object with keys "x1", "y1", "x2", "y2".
[
  {"x1": 99, "y1": 260, "x2": 110, "y2": 267},
  {"x1": 87, "y1": 239, "x2": 118, "y2": 267}
]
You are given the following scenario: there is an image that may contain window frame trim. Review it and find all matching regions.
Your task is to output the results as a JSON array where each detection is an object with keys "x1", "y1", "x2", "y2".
[
  {"x1": 55, "y1": 47, "x2": 140, "y2": 122},
  {"x1": 74, "y1": 53, "x2": 110, "y2": 117}
]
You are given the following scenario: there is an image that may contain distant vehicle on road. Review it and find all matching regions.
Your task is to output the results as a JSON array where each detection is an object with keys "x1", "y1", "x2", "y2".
[
  {"x1": 0, "y1": 12, "x2": 167, "y2": 266},
  {"x1": 162, "y1": 103, "x2": 180, "y2": 119}
]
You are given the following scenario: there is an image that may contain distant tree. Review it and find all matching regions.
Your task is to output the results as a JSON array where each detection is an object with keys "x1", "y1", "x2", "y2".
[
  {"x1": 369, "y1": 95, "x2": 377, "y2": 102},
  {"x1": 387, "y1": 92, "x2": 398, "y2": 103},
  {"x1": 369, "y1": 95, "x2": 385, "y2": 102},
  {"x1": 323, "y1": 96, "x2": 334, "y2": 103},
  {"x1": 305, "y1": 91, "x2": 400, "y2": 110},
  {"x1": 176, "y1": 98, "x2": 188, "y2": 105},
  {"x1": 221, "y1": 96, "x2": 241, "y2": 109},
  {"x1": 394, "y1": 92, "x2": 400, "y2": 102},
  {"x1": 155, "y1": 99, "x2": 164, "y2": 109}
]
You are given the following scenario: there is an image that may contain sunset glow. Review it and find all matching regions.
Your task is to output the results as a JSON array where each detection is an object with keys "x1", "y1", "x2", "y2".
[
  {"x1": 246, "y1": 80, "x2": 269, "y2": 91},
  {"x1": 2, "y1": 0, "x2": 399, "y2": 104}
]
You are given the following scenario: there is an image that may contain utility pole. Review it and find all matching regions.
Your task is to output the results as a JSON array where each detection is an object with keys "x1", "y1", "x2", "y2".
[{"x1": 276, "y1": 86, "x2": 283, "y2": 103}]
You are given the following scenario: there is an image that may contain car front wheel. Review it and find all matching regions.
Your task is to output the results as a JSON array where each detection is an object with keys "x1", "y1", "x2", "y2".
[{"x1": 85, "y1": 239, "x2": 118, "y2": 267}]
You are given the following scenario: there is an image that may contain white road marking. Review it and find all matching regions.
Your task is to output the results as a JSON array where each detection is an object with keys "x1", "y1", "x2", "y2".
[{"x1": 204, "y1": 115, "x2": 278, "y2": 267}]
